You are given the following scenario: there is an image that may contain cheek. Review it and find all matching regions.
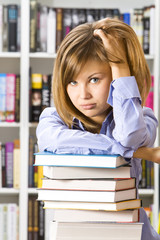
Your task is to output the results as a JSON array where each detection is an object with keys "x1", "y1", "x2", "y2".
[{"x1": 67, "y1": 86, "x2": 77, "y2": 104}]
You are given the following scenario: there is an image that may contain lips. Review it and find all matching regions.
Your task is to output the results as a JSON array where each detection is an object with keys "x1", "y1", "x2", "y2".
[{"x1": 80, "y1": 104, "x2": 96, "y2": 110}]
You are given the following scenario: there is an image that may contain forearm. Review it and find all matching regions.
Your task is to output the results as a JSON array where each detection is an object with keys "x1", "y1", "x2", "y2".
[{"x1": 133, "y1": 146, "x2": 160, "y2": 164}]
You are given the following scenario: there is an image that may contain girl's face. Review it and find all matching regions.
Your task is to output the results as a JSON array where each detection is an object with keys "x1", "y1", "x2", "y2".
[{"x1": 67, "y1": 59, "x2": 112, "y2": 124}]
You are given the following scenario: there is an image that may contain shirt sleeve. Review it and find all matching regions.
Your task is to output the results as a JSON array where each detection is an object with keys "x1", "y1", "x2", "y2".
[
  {"x1": 36, "y1": 107, "x2": 135, "y2": 158},
  {"x1": 107, "y1": 76, "x2": 158, "y2": 150}
]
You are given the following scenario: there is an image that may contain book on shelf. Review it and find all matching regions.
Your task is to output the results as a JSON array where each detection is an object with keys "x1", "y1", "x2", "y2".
[
  {"x1": 41, "y1": 177, "x2": 136, "y2": 191},
  {"x1": 0, "y1": 204, "x2": 19, "y2": 240},
  {"x1": 34, "y1": 151, "x2": 129, "y2": 168},
  {"x1": 0, "y1": 73, "x2": 20, "y2": 123},
  {"x1": 5, "y1": 142, "x2": 14, "y2": 188},
  {"x1": 37, "y1": 187, "x2": 137, "y2": 202},
  {"x1": 28, "y1": 196, "x2": 45, "y2": 240},
  {"x1": 6, "y1": 74, "x2": 16, "y2": 122},
  {"x1": 13, "y1": 139, "x2": 20, "y2": 189},
  {"x1": 31, "y1": 73, "x2": 42, "y2": 122},
  {"x1": 7, "y1": 5, "x2": 18, "y2": 52},
  {"x1": 2, "y1": 5, "x2": 8, "y2": 52},
  {"x1": 43, "y1": 165, "x2": 131, "y2": 179},
  {"x1": 49, "y1": 221, "x2": 143, "y2": 240},
  {"x1": 53, "y1": 208, "x2": 139, "y2": 223},
  {"x1": 0, "y1": 5, "x2": 2, "y2": 52},
  {"x1": 28, "y1": 5, "x2": 155, "y2": 55}
]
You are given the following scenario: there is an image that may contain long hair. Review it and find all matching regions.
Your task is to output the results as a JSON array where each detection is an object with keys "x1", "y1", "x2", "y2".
[{"x1": 52, "y1": 18, "x2": 151, "y2": 132}]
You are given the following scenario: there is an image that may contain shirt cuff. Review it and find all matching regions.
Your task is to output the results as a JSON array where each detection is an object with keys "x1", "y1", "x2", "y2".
[{"x1": 107, "y1": 76, "x2": 142, "y2": 106}]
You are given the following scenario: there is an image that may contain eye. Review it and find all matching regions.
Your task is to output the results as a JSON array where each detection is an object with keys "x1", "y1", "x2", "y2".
[
  {"x1": 69, "y1": 81, "x2": 77, "y2": 86},
  {"x1": 90, "y1": 78, "x2": 99, "y2": 83}
]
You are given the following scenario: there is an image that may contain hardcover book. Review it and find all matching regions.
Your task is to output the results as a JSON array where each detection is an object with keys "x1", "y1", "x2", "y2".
[
  {"x1": 34, "y1": 152, "x2": 129, "y2": 168},
  {"x1": 7, "y1": 5, "x2": 18, "y2": 52},
  {"x1": 49, "y1": 221, "x2": 143, "y2": 240},
  {"x1": 37, "y1": 188, "x2": 137, "y2": 202}
]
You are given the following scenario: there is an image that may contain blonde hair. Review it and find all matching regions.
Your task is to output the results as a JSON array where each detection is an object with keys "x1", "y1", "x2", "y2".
[{"x1": 52, "y1": 18, "x2": 151, "y2": 132}]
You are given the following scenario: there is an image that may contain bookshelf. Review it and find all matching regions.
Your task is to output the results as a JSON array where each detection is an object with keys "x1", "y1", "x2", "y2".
[{"x1": 0, "y1": 0, "x2": 159, "y2": 239}]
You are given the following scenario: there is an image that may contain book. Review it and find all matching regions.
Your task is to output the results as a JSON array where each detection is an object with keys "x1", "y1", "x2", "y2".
[
  {"x1": 0, "y1": 142, "x2": 2, "y2": 188},
  {"x1": 40, "y1": 5, "x2": 48, "y2": 52},
  {"x1": 53, "y1": 208, "x2": 139, "y2": 223},
  {"x1": 5, "y1": 142, "x2": 14, "y2": 188},
  {"x1": 37, "y1": 188, "x2": 137, "y2": 202},
  {"x1": 1, "y1": 143, "x2": 6, "y2": 187},
  {"x1": 0, "y1": 5, "x2": 2, "y2": 52},
  {"x1": 6, "y1": 74, "x2": 16, "y2": 122},
  {"x1": 56, "y1": 8, "x2": 63, "y2": 51},
  {"x1": 43, "y1": 165, "x2": 131, "y2": 179},
  {"x1": 43, "y1": 199, "x2": 142, "y2": 211},
  {"x1": 41, "y1": 178, "x2": 136, "y2": 191},
  {"x1": 0, "y1": 73, "x2": 6, "y2": 122},
  {"x1": 7, "y1": 5, "x2": 18, "y2": 52},
  {"x1": 47, "y1": 8, "x2": 56, "y2": 54},
  {"x1": 15, "y1": 74, "x2": 20, "y2": 122},
  {"x1": 30, "y1": 0, "x2": 37, "y2": 52},
  {"x1": 13, "y1": 139, "x2": 20, "y2": 189},
  {"x1": 49, "y1": 221, "x2": 143, "y2": 240},
  {"x1": 38, "y1": 201, "x2": 45, "y2": 240},
  {"x1": 34, "y1": 152, "x2": 129, "y2": 168},
  {"x1": 31, "y1": 73, "x2": 42, "y2": 122},
  {"x1": 2, "y1": 5, "x2": 8, "y2": 52}
]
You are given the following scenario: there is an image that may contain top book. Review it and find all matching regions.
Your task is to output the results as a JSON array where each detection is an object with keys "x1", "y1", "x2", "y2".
[{"x1": 34, "y1": 152, "x2": 129, "y2": 168}]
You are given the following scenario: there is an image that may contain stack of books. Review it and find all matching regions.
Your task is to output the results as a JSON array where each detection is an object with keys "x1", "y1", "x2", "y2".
[{"x1": 34, "y1": 152, "x2": 143, "y2": 240}]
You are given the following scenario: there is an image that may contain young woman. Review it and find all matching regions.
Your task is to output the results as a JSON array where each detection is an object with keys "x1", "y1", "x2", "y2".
[{"x1": 36, "y1": 18, "x2": 160, "y2": 239}]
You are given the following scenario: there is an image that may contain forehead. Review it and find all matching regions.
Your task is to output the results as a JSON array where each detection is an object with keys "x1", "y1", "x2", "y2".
[{"x1": 74, "y1": 59, "x2": 111, "y2": 80}]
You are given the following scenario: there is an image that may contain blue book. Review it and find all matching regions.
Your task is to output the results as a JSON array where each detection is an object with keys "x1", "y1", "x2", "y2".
[
  {"x1": 0, "y1": 73, "x2": 7, "y2": 121},
  {"x1": 123, "y1": 13, "x2": 130, "y2": 25},
  {"x1": 34, "y1": 151, "x2": 129, "y2": 168}
]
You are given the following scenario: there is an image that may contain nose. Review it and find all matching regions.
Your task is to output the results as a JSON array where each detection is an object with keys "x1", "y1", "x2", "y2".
[{"x1": 79, "y1": 84, "x2": 91, "y2": 99}]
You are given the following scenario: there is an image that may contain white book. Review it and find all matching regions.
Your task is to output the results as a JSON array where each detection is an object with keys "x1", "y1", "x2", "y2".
[
  {"x1": 49, "y1": 221, "x2": 143, "y2": 240},
  {"x1": 0, "y1": 205, "x2": 3, "y2": 239},
  {"x1": 34, "y1": 151, "x2": 129, "y2": 168},
  {"x1": 2, "y1": 204, "x2": 8, "y2": 240},
  {"x1": 43, "y1": 199, "x2": 142, "y2": 211},
  {"x1": 149, "y1": 6, "x2": 155, "y2": 55},
  {"x1": 40, "y1": 6, "x2": 48, "y2": 52},
  {"x1": 53, "y1": 208, "x2": 139, "y2": 223},
  {"x1": 37, "y1": 188, "x2": 137, "y2": 202},
  {"x1": 7, "y1": 204, "x2": 17, "y2": 240},
  {"x1": 43, "y1": 165, "x2": 131, "y2": 179},
  {"x1": 45, "y1": 209, "x2": 55, "y2": 240},
  {"x1": 42, "y1": 178, "x2": 136, "y2": 191},
  {"x1": 47, "y1": 8, "x2": 56, "y2": 54}
]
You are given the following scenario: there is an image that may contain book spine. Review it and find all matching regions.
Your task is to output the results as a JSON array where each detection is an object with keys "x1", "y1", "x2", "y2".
[
  {"x1": 5, "y1": 142, "x2": 14, "y2": 188},
  {"x1": 62, "y1": 9, "x2": 72, "y2": 39},
  {"x1": 1, "y1": 144, "x2": 6, "y2": 187},
  {"x1": 0, "y1": 73, "x2": 6, "y2": 122},
  {"x1": 31, "y1": 73, "x2": 42, "y2": 122},
  {"x1": 7, "y1": 4, "x2": 18, "y2": 52},
  {"x1": 17, "y1": 5, "x2": 21, "y2": 51},
  {"x1": 6, "y1": 74, "x2": 16, "y2": 122},
  {"x1": 2, "y1": 204, "x2": 8, "y2": 239},
  {"x1": 56, "y1": 8, "x2": 63, "y2": 51},
  {"x1": 33, "y1": 198, "x2": 39, "y2": 240},
  {"x1": 2, "y1": 6, "x2": 8, "y2": 52},
  {"x1": 42, "y1": 74, "x2": 51, "y2": 111},
  {"x1": 0, "y1": 142, "x2": 2, "y2": 188},
  {"x1": 47, "y1": 8, "x2": 56, "y2": 54},
  {"x1": 30, "y1": 0, "x2": 37, "y2": 52},
  {"x1": 0, "y1": 5, "x2": 3, "y2": 52},
  {"x1": 40, "y1": 6, "x2": 48, "y2": 52},
  {"x1": 13, "y1": 139, "x2": 20, "y2": 189},
  {"x1": 28, "y1": 136, "x2": 34, "y2": 188},
  {"x1": 15, "y1": 74, "x2": 20, "y2": 122},
  {"x1": 38, "y1": 201, "x2": 45, "y2": 240},
  {"x1": 7, "y1": 204, "x2": 17, "y2": 240},
  {"x1": 145, "y1": 75, "x2": 154, "y2": 110},
  {"x1": 36, "y1": 4, "x2": 41, "y2": 52},
  {"x1": 143, "y1": 7, "x2": 150, "y2": 54},
  {"x1": 34, "y1": 143, "x2": 38, "y2": 188},
  {"x1": 28, "y1": 196, "x2": 33, "y2": 240}
]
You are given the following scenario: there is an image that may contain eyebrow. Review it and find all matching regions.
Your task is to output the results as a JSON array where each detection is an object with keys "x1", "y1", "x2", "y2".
[{"x1": 88, "y1": 72, "x2": 103, "y2": 79}]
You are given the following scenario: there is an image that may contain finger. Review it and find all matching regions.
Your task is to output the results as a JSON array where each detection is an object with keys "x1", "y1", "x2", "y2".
[{"x1": 93, "y1": 29, "x2": 111, "y2": 47}]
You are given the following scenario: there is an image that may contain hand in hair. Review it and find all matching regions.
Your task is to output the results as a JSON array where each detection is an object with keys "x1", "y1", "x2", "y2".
[
  {"x1": 133, "y1": 146, "x2": 160, "y2": 164},
  {"x1": 93, "y1": 27, "x2": 131, "y2": 80}
]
